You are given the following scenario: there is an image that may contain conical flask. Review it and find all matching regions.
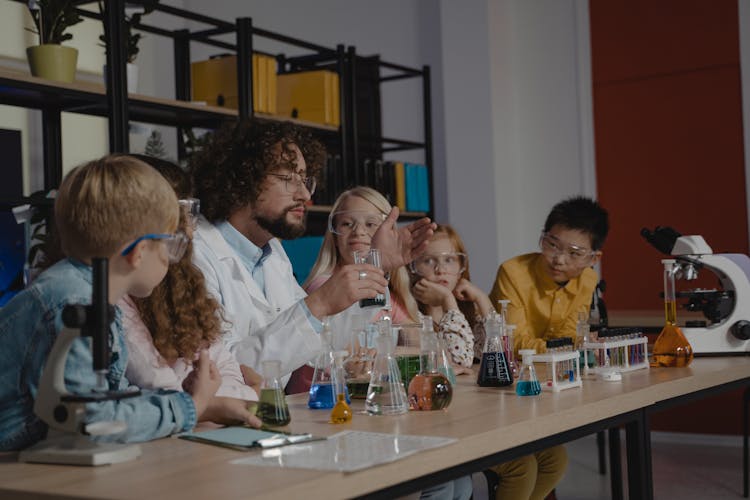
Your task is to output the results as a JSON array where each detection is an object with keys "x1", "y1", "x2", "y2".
[
  {"x1": 515, "y1": 349, "x2": 541, "y2": 396},
  {"x1": 652, "y1": 259, "x2": 694, "y2": 367},
  {"x1": 421, "y1": 315, "x2": 456, "y2": 385},
  {"x1": 365, "y1": 320, "x2": 409, "y2": 415},
  {"x1": 330, "y1": 351, "x2": 353, "y2": 423},
  {"x1": 477, "y1": 312, "x2": 513, "y2": 387},
  {"x1": 257, "y1": 360, "x2": 291, "y2": 426},
  {"x1": 309, "y1": 320, "x2": 351, "y2": 409},
  {"x1": 407, "y1": 316, "x2": 453, "y2": 411}
]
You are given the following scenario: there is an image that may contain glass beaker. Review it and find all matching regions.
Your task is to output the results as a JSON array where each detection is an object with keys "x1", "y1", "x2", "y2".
[
  {"x1": 354, "y1": 248, "x2": 386, "y2": 309},
  {"x1": 652, "y1": 259, "x2": 694, "y2": 367},
  {"x1": 330, "y1": 351, "x2": 353, "y2": 424},
  {"x1": 515, "y1": 349, "x2": 541, "y2": 396},
  {"x1": 407, "y1": 316, "x2": 453, "y2": 411},
  {"x1": 257, "y1": 360, "x2": 291, "y2": 426},
  {"x1": 477, "y1": 312, "x2": 513, "y2": 387},
  {"x1": 309, "y1": 320, "x2": 351, "y2": 409},
  {"x1": 345, "y1": 323, "x2": 376, "y2": 399},
  {"x1": 365, "y1": 323, "x2": 409, "y2": 415}
]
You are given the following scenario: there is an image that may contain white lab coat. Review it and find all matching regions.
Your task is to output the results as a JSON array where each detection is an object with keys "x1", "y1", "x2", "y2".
[{"x1": 192, "y1": 217, "x2": 322, "y2": 384}]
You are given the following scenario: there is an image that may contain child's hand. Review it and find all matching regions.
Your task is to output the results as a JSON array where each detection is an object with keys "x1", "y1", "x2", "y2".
[
  {"x1": 453, "y1": 279, "x2": 493, "y2": 315},
  {"x1": 202, "y1": 397, "x2": 263, "y2": 428},
  {"x1": 412, "y1": 278, "x2": 457, "y2": 311},
  {"x1": 240, "y1": 364, "x2": 263, "y2": 396},
  {"x1": 452, "y1": 364, "x2": 474, "y2": 376},
  {"x1": 184, "y1": 350, "x2": 221, "y2": 419}
]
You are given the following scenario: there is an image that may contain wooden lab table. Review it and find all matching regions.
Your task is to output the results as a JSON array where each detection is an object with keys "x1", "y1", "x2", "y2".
[{"x1": 0, "y1": 358, "x2": 748, "y2": 500}]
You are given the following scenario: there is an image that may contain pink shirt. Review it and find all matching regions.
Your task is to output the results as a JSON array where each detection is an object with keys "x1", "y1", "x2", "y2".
[{"x1": 119, "y1": 296, "x2": 257, "y2": 401}]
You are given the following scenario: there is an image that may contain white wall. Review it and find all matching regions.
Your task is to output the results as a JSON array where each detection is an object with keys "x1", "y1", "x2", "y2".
[
  {"x1": 740, "y1": 0, "x2": 750, "y2": 249},
  {"x1": 432, "y1": 0, "x2": 595, "y2": 290}
]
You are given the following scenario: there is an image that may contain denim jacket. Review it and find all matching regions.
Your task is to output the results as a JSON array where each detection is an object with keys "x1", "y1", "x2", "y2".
[{"x1": 0, "y1": 259, "x2": 196, "y2": 451}]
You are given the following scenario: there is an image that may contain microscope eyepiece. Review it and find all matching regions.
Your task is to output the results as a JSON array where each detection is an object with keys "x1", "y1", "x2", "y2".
[{"x1": 641, "y1": 226, "x2": 682, "y2": 255}]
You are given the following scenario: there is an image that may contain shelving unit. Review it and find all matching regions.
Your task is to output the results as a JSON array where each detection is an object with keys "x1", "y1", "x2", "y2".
[{"x1": 1, "y1": 0, "x2": 433, "y2": 223}]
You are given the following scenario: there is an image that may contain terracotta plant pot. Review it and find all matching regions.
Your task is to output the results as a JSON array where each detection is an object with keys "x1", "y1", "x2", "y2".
[{"x1": 26, "y1": 45, "x2": 78, "y2": 83}]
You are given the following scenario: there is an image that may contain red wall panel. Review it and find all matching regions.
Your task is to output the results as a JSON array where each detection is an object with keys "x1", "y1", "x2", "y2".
[
  {"x1": 590, "y1": 0, "x2": 739, "y2": 84},
  {"x1": 595, "y1": 67, "x2": 748, "y2": 310},
  {"x1": 590, "y1": 0, "x2": 747, "y2": 435}
]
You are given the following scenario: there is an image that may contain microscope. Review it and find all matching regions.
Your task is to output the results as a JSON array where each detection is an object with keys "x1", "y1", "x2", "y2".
[
  {"x1": 642, "y1": 227, "x2": 750, "y2": 355},
  {"x1": 18, "y1": 258, "x2": 142, "y2": 465}
]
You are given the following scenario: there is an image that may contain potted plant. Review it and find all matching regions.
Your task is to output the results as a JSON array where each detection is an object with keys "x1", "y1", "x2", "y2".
[
  {"x1": 26, "y1": 0, "x2": 84, "y2": 83},
  {"x1": 98, "y1": 1, "x2": 158, "y2": 93}
]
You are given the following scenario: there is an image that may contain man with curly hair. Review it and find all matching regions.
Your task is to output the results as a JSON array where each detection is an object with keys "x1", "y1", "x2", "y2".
[{"x1": 190, "y1": 119, "x2": 434, "y2": 385}]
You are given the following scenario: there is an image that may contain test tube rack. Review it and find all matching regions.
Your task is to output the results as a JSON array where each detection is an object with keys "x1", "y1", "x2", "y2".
[
  {"x1": 582, "y1": 336, "x2": 649, "y2": 375},
  {"x1": 532, "y1": 351, "x2": 582, "y2": 392}
]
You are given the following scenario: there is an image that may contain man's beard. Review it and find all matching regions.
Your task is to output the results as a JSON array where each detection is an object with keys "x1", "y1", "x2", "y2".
[{"x1": 254, "y1": 205, "x2": 307, "y2": 240}]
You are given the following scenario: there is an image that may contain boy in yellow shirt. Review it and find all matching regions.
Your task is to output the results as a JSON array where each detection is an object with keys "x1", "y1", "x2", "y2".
[
  {"x1": 490, "y1": 196, "x2": 609, "y2": 354},
  {"x1": 487, "y1": 196, "x2": 609, "y2": 500}
]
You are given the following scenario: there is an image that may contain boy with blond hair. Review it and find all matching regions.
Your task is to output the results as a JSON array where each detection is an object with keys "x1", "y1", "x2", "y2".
[{"x1": 0, "y1": 155, "x2": 251, "y2": 451}]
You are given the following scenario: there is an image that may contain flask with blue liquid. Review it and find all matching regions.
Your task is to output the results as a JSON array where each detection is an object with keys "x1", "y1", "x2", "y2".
[
  {"x1": 309, "y1": 320, "x2": 350, "y2": 409},
  {"x1": 516, "y1": 349, "x2": 541, "y2": 396}
]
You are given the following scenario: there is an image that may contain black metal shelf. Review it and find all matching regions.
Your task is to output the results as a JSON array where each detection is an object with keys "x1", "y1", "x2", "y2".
[
  {"x1": 3, "y1": 0, "x2": 433, "y2": 220},
  {"x1": 0, "y1": 70, "x2": 237, "y2": 128}
]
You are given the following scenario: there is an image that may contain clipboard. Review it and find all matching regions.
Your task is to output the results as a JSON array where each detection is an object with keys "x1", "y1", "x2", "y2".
[{"x1": 179, "y1": 427, "x2": 326, "y2": 451}]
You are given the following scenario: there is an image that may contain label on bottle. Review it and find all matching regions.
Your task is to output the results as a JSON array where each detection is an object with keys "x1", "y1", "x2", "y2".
[{"x1": 477, "y1": 352, "x2": 513, "y2": 387}]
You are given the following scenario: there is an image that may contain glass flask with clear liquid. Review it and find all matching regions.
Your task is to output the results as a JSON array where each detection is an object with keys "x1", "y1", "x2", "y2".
[
  {"x1": 652, "y1": 259, "x2": 694, "y2": 367},
  {"x1": 345, "y1": 323, "x2": 376, "y2": 399},
  {"x1": 515, "y1": 349, "x2": 541, "y2": 396},
  {"x1": 407, "y1": 316, "x2": 453, "y2": 411},
  {"x1": 329, "y1": 351, "x2": 353, "y2": 424},
  {"x1": 365, "y1": 322, "x2": 409, "y2": 415},
  {"x1": 477, "y1": 312, "x2": 513, "y2": 387},
  {"x1": 309, "y1": 320, "x2": 351, "y2": 409},
  {"x1": 257, "y1": 360, "x2": 291, "y2": 426}
]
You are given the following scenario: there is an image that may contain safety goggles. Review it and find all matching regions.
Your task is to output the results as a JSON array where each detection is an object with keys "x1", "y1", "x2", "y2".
[
  {"x1": 328, "y1": 210, "x2": 386, "y2": 237},
  {"x1": 121, "y1": 232, "x2": 189, "y2": 264},
  {"x1": 539, "y1": 232, "x2": 596, "y2": 264},
  {"x1": 409, "y1": 252, "x2": 467, "y2": 276}
]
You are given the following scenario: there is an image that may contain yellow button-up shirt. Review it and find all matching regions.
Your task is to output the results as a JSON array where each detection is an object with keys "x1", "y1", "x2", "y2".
[{"x1": 489, "y1": 253, "x2": 597, "y2": 354}]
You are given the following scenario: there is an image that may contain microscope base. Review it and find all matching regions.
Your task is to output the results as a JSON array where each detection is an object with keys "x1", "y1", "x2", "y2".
[{"x1": 19, "y1": 434, "x2": 141, "y2": 466}]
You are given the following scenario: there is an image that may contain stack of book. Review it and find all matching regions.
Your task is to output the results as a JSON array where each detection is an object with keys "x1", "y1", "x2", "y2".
[
  {"x1": 276, "y1": 70, "x2": 340, "y2": 127},
  {"x1": 313, "y1": 157, "x2": 430, "y2": 214},
  {"x1": 191, "y1": 53, "x2": 277, "y2": 113}
]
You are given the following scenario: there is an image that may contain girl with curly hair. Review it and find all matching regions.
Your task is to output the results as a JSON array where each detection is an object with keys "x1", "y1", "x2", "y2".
[{"x1": 119, "y1": 155, "x2": 260, "y2": 425}]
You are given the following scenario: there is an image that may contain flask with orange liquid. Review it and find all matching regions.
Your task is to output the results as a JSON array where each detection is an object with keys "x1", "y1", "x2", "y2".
[{"x1": 652, "y1": 259, "x2": 694, "y2": 367}]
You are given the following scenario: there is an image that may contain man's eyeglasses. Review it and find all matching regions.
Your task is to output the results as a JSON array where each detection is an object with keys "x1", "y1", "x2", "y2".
[
  {"x1": 328, "y1": 210, "x2": 386, "y2": 236},
  {"x1": 268, "y1": 172, "x2": 316, "y2": 196},
  {"x1": 121, "y1": 233, "x2": 189, "y2": 264},
  {"x1": 409, "y1": 252, "x2": 467, "y2": 276},
  {"x1": 539, "y1": 232, "x2": 596, "y2": 264},
  {"x1": 179, "y1": 198, "x2": 200, "y2": 230}
]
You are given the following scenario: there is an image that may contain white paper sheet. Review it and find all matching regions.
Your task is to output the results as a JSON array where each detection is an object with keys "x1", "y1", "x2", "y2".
[{"x1": 230, "y1": 430, "x2": 457, "y2": 473}]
